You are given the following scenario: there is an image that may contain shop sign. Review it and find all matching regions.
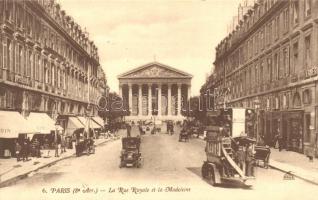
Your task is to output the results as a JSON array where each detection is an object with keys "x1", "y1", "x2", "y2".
[{"x1": 0, "y1": 129, "x2": 11, "y2": 134}]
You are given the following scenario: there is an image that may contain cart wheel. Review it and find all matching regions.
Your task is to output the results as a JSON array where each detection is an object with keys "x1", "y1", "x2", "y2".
[
  {"x1": 201, "y1": 163, "x2": 208, "y2": 179},
  {"x1": 207, "y1": 168, "x2": 216, "y2": 186}
]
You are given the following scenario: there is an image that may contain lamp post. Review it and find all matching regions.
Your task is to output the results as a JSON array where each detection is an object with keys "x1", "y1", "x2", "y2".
[{"x1": 254, "y1": 99, "x2": 261, "y2": 143}]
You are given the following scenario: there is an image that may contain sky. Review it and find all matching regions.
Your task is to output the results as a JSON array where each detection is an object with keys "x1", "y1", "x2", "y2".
[{"x1": 59, "y1": 0, "x2": 240, "y2": 95}]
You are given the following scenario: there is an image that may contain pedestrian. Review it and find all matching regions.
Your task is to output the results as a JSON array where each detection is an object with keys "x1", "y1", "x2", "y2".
[
  {"x1": 171, "y1": 122, "x2": 174, "y2": 135},
  {"x1": 21, "y1": 139, "x2": 28, "y2": 162},
  {"x1": 27, "y1": 137, "x2": 31, "y2": 154},
  {"x1": 61, "y1": 135, "x2": 66, "y2": 154},
  {"x1": 15, "y1": 141, "x2": 21, "y2": 162},
  {"x1": 31, "y1": 138, "x2": 40, "y2": 157},
  {"x1": 54, "y1": 141, "x2": 59, "y2": 157},
  {"x1": 245, "y1": 144, "x2": 255, "y2": 177},
  {"x1": 126, "y1": 123, "x2": 131, "y2": 137},
  {"x1": 235, "y1": 146, "x2": 245, "y2": 172},
  {"x1": 278, "y1": 135, "x2": 283, "y2": 151}
]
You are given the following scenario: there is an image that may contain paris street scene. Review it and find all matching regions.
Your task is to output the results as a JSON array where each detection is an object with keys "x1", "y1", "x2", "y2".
[{"x1": 0, "y1": 0, "x2": 318, "y2": 200}]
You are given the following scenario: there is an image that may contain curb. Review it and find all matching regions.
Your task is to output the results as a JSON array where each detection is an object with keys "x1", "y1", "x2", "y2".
[
  {"x1": 269, "y1": 161, "x2": 318, "y2": 186},
  {"x1": 0, "y1": 137, "x2": 119, "y2": 188}
]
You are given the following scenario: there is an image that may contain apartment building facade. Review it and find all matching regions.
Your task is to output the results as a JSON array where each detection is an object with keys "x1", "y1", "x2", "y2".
[
  {"x1": 212, "y1": 0, "x2": 318, "y2": 157},
  {"x1": 0, "y1": 0, "x2": 107, "y2": 120}
]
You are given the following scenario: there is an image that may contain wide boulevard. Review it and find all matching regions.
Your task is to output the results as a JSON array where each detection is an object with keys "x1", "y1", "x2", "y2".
[{"x1": 1, "y1": 126, "x2": 317, "y2": 200}]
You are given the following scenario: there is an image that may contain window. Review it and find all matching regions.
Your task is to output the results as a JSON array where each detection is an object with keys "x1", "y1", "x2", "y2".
[
  {"x1": 293, "y1": 1, "x2": 299, "y2": 25},
  {"x1": 255, "y1": 64, "x2": 258, "y2": 86},
  {"x1": 305, "y1": 35, "x2": 312, "y2": 69},
  {"x1": 28, "y1": 50, "x2": 32, "y2": 77},
  {"x1": 292, "y1": 42, "x2": 298, "y2": 74},
  {"x1": 274, "y1": 53, "x2": 279, "y2": 80},
  {"x1": 44, "y1": 60, "x2": 49, "y2": 84},
  {"x1": 6, "y1": 39, "x2": 11, "y2": 72},
  {"x1": 35, "y1": 54, "x2": 39, "y2": 81},
  {"x1": 260, "y1": 28, "x2": 264, "y2": 50},
  {"x1": 260, "y1": 61, "x2": 264, "y2": 84},
  {"x1": 283, "y1": 9, "x2": 289, "y2": 32},
  {"x1": 303, "y1": 89, "x2": 312, "y2": 105},
  {"x1": 283, "y1": 47, "x2": 290, "y2": 77},
  {"x1": 267, "y1": 56, "x2": 272, "y2": 82},
  {"x1": 267, "y1": 22, "x2": 272, "y2": 45},
  {"x1": 305, "y1": 0, "x2": 312, "y2": 18},
  {"x1": 5, "y1": 1, "x2": 13, "y2": 21},
  {"x1": 18, "y1": 45, "x2": 23, "y2": 75},
  {"x1": 275, "y1": 16, "x2": 279, "y2": 40}
]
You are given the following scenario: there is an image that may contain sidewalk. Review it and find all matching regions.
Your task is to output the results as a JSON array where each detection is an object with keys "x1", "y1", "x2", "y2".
[
  {"x1": 0, "y1": 136, "x2": 119, "y2": 188},
  {"x1": 269, "y1": 148, "x2": 318, "y2": 185}
]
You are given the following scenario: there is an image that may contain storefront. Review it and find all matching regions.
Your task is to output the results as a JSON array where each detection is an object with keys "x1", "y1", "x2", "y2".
[
  {"x1": 63, "y1": 116, "x2": 85, "y2": 137},
  {"x1": 26, "y1": 112, "x2": 63, "y2": 147},
  {"x1": 0, "y1": 111, "x2": 35, "y2": 157},
  {"x1": 264, "y1": 110, "x2": 304, "y2": 152},
  {"x1": 77, "y1": 116, "x2": 103, "y2": 137}
]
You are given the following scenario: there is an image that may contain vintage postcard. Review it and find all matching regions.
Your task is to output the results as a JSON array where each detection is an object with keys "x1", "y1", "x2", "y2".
[{"x1": 0, "y1": 0, "x2": 317, "y2": 199}]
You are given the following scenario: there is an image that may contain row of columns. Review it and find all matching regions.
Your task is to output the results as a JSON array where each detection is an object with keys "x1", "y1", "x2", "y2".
[{"x1": 119, "y1": 83, "x2": 191, "y2": 117}]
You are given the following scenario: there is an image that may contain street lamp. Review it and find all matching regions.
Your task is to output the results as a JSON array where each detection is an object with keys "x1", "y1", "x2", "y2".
[{"x1": 254, "y1": 99, "x2": 261, "y2": 143}]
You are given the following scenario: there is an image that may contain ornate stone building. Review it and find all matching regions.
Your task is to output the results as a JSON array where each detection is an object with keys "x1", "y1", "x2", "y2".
[
  {"x1": 118, "y1": 62, "x2": 192, "y2": 122},
  {"x1": 210, "y1": 0, "x2": 318, "y2": 157},
  {"x1": 0, "y1": 0, "x2": 107, "y2": 119}
]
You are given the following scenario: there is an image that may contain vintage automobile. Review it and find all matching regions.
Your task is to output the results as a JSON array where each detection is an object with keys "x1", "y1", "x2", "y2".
[
  {"x1": 201, "y1": 126, "x2": 256, "y2": 188},
  {"x1": 179, "y1": 128, "x2": 189, "y2": 142},
  {"x1": 75, "y1": 138, "x2": 95, "y2": 157},
  {"x1": 119, "y1": 137, "x2": 142, "y2": 168},
  {"x1": 201, "y1": 108, "x2": 260, "y2": 188}
]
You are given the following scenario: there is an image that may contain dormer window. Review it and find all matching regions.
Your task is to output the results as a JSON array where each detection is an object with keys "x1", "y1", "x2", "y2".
[
  {"x1": 305, "y1": 0, "x2": 312, "y2": 18},
  {"x1": 293, "y1": 1, "x2": 299, "y2": 25}
]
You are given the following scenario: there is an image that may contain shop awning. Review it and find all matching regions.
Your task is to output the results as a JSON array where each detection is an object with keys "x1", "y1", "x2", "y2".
[
  {"x1": 90, "y1": 119, "x2": 102, "y2": 129},
  {"x1": 65, "y1": 116, "x2": 85, "y2": 137},
  {"x1": 27, "y1": 112, "x2": 57, "y2": 134},
  {"x1": 78, "y1": 116, "x2": 102, "y2": 129},
  {"x1": 92, "y1": 116, "x2": 105, "y2": 126},
  {"x1": 0, "y1": 111, "x2": 36, "y2": 138},
  {"x1": 67, "y1": 117, "x2": 85, "y2": 130}
]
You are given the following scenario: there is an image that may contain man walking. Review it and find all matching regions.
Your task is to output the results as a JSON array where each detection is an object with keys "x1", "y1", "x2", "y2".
[
  {"x1": 245, "y1": 144, "x2": 255, "y2": 177},
  {"x1": 126, "y1": 123, "x2": 131, "y2": 137}
]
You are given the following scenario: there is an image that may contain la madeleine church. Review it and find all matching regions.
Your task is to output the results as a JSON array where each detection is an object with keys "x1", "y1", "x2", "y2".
[{"x1": 118, "y1": 62, "x2": 192, "y2": 123}]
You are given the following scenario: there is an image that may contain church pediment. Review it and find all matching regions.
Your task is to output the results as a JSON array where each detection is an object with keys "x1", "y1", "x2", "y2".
[{"x1": 118, "y1": 62, "x2": 192, "y2": 79}]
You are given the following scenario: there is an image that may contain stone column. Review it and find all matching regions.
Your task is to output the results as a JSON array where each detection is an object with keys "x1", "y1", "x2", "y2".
[
  {"x1": 187, "y1": 84, "x2": 191, "y2": 101},
  {"x1": 148, "y1": 83, "x2": 152, "y2": 116},
  {"x1": 158, "y1": 84, "x2": 162, "y2": 117},
  {"x1": 128, "y1": 83, "x2": 132, "y2": 114},
  {"x1": 187, "y1": 84, "x2": 191, "y2": 113},
  {"x1": 177, "y1": 83, "x2": 182, "y2": 116},
  {"x1": 168, "y1": 84, "x2": 172, "y2": 116},
  {"x1": 138, "y1": 84, "x2": 142, "y2": 116},
  {"x1": 118, "y1": 84, "x2": 123, "y2": 98}
]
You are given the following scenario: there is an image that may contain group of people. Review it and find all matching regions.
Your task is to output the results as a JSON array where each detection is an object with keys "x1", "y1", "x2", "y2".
[
  {"x1": 15, "y1": 138, "x2": 41, "y2": 162},
  {"x1": 14, "y1": 133, "x2": 68, "y2": 162},
  {"x1": 234, "y1": 143, "x2": 255, "y2": 177}
]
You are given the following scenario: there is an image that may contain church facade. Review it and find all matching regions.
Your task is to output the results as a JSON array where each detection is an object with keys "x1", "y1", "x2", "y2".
[{"x1": 118, "y1": 62, "x2": 192, "y2": 122}]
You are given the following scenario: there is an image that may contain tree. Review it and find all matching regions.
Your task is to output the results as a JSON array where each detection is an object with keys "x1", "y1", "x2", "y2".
[
  {"x1": 98, "y1": 92, "x2": 130, "y2": 125},
  {"x1": 182, "y1": 96, "x2": 206, "y2": 123}
]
